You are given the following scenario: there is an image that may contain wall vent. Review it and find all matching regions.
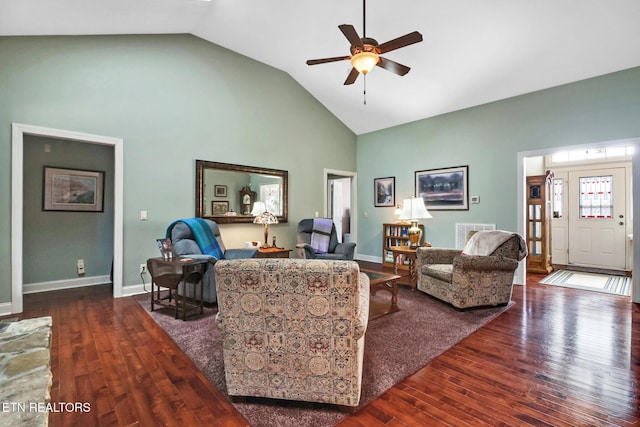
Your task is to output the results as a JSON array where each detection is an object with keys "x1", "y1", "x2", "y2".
[{"x1": 455, "y1": 223, "x2": 496, "y2": 249}]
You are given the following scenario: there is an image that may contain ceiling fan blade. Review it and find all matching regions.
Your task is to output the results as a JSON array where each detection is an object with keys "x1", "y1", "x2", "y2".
[
  {"x1": 339, "y1": 24, "x2": 363, "y2": 48},
  {"x1": 377, "y1": 57, "x2": 411, "y2": 76},
  {"x1": 377, "y1": 31, "x2": 423, "y2": 54},
  {"x1": 306, "y1": 56, "x2": 350, "y2": 66},
  {"x1": 343, "y1": 67, "x2": 360, "y2": 85}
]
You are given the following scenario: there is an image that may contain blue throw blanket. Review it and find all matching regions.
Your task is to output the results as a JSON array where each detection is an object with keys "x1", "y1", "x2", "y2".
[
  {"x1": 311, "y1": 218, "x2": 333, "y2": 254},
  {"x1": 166, "y1": 218, "x2": 225, "y2": 260}
]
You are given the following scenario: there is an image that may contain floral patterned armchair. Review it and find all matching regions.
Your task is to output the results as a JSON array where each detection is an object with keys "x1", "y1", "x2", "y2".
[
  {"x1": 416, "y1": 231, "x2": 526, "y2": 309},
  {"x1": 214, "y1": 258, "x2": 370, "y2": 406}
]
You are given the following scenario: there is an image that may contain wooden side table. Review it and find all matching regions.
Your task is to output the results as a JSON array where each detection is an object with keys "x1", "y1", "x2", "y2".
[
  {"x1": 361, "y1": 269, "x2": 402, "y2": 320},
  {"x1": 257, "y1": 247, "x2": 292, "y2": 258},
  {"x1": 146, "y1": 257, "x2": 207, "y2": 320},
  {"x1": 389, "y1": 243, "x2": 431, "y2": 290}
]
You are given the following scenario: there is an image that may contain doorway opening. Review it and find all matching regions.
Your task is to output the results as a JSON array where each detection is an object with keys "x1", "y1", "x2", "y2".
[
  {"x1": 11, "y1": 123, "x2": 124, "y2": 314},
  {"x1": 324, "y1": 169, "x2": 357, "y2": 247},
  {"x1": 517, "y1": 138, "x2": 638, "y2": 302}
]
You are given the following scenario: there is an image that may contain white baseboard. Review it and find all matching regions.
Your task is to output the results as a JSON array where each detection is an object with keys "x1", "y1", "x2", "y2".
[
  {"x1": 23, "y1": 275, "x2": 111, "y2": 294},
  {"x1": 122, "y1": 283, "x2": 149, "y2": 297},
  {"x1": 356, "y1": 254, "x2": 382, "y2": 264},
  {"x1": 0, "y1": 302, "x2": 14, "y2": 317},
  {"x1": 23, "y1": 277, "x2": 150, "y2": 298}
]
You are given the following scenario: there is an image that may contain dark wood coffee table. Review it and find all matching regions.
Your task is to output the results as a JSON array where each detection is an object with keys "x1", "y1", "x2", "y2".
[{"x1": 361, "y1": 269, "x2": 401, "y2": 320}]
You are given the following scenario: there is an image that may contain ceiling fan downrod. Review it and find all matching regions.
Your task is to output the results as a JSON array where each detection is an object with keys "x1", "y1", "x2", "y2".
[
  {"x1": 362, "y1": 0, "x2": 367, "y2": 105},
  {"x1": 362, "y1": 0, "x2": 366, "y2": 38}
]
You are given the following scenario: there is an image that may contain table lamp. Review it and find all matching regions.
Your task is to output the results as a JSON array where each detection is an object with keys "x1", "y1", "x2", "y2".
[
  {"x1": 398, "y1": 197, "x2": 432, "y2": 247},
  {"x1": 252, "y1": 202, "x2": 278, "y2": 247}
]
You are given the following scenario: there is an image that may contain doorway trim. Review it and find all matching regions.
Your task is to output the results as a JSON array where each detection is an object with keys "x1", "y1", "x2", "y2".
[
  {"x1": 323, "y1": 169, "x2": 358, "y2": 251},
  {"x1": 517, "y1": 137, "x2": 638, "y2": 303},
  {"x1": 11, "y1": 123, "x2": 124, "y2": 314}
]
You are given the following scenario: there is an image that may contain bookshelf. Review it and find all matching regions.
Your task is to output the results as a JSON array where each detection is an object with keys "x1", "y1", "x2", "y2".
[{"x1": 382, "y1": 222, "x2": 424, "y2": 270}]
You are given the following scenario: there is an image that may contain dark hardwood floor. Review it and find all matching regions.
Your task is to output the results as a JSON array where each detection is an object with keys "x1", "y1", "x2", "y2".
[{"x1": 6, "y1": 265, "x2": 639, "y2": 426}]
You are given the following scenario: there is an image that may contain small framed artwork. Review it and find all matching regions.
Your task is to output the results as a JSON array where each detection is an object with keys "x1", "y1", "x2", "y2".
[
  {"x1": 43, "y1": 166, "x2": 105, "y2": 212},
  {"x1": 212, "y1": 200, "x2": 230, "y2": 215},
  {"x1": 415, "y1": 165, "x2": 469, "y2": 210},
  {"x1": 374, "y1": 176, "x2": 395, "y2": 207},
  {"x1": 214, "y1": 185, "x2": 227, "y2": 197}
]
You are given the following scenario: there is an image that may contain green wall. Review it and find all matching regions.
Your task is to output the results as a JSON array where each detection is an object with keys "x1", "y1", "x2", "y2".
[
  {"x1": 356, "y1": 67, "x2": 640, "y2": 259},
  {"x1": 0, "y1": 34, "x2": 356, "y2": 303},
  {"x1": 23, "y1": 136, "x2": 114, "y2": 283}
]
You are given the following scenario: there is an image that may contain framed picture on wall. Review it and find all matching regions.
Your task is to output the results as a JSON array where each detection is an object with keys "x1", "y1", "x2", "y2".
[
  {"x1": 214, "y1": 185, "x2": 227, "y2": 197},
  {"x1": 414, "y1": 165, "x2": 469, "y2": 210},
  {"x1": 212, "y1": 200, "x2": 230, "y2": 215},
  {"x1": 43, "y1": 166, "x2": 105, "y2": 212},
  {"x1": 374, "y1": 176, "x2": 395, "y2": 207}
]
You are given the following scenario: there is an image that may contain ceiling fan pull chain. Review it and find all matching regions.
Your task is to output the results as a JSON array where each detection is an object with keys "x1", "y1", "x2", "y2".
[{"x1": 363, "y1": 74, "x2": 367, "y2": 105}]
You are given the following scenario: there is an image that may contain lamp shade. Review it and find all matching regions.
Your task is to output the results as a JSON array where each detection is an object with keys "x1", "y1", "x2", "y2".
[
  {"x1": 252, "y1": 201, "x2": 278, "y2": 225},
  {"x1": 398, "y1": 197, "x2": 432, "y2": 220},
  {"x1": 253, "y1": 212, "x2": 278, "y2": 225},
  {"x1": 251, "y1": 201, "x2": 266, "y2": 216},
  {"x1": 350, "y1": 51, "x2": 379, "y2": 74}
]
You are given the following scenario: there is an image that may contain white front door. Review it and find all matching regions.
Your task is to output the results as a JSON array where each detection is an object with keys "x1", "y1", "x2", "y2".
[{"x1": 568, "y1": 167, "x2": 627, "y2": 269}]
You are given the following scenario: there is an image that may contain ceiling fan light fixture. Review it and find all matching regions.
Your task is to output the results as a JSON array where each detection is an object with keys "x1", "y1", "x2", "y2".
[{"x1": 350, "y1": 51, "x2": 379, "y2": 74}]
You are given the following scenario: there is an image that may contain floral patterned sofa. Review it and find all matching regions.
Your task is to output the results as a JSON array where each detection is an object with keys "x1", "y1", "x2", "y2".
[
  {"x1": 214, "y1": 258, "x2": 370, "y2": 406},
  {"x1": 416, "y1": 231, "x2": 527, "y2": 309}
]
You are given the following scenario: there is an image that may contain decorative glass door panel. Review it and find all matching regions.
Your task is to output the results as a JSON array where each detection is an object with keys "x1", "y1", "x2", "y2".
[{"x1": 578, "y1": 175, "x2": 613, "y2": 219}]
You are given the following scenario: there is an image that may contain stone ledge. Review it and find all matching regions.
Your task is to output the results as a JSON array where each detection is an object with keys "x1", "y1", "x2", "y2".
[{"x1": 0, "y1": 316, "x2": 53, "y2": 427}]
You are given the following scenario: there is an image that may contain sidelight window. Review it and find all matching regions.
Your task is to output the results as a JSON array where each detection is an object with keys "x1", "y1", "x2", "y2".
[{"x1": 552, "y1": 178, "x2": 564, "y2": 219}]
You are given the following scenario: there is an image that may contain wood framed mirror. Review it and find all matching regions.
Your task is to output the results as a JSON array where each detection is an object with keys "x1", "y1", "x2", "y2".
[{"x1": 195, "y1": 160, "x2": 288, "y2": 224}]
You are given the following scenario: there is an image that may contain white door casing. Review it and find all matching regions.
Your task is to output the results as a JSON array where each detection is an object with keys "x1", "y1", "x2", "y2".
[{"x1": 11, "y1": 123, "x2": 124, "y2": 314}]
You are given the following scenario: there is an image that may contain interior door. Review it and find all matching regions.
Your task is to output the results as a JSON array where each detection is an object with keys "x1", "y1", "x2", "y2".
[{"x1": 568, "y1": 168, "x2": 626, "y2": 269}]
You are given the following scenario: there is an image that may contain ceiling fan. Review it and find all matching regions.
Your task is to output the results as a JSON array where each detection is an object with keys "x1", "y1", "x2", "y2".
[{"x1": 306, "y1": 0, "x2": 423, "y2": 85}]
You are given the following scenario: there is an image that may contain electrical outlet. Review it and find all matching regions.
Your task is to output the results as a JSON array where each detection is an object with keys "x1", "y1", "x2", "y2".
[
  {"x1": 140, "y1": 264, "x2": 147, "y2": 274},
  {"x1": 77, "y1": 259, "x2": 85, "y2": 275}
]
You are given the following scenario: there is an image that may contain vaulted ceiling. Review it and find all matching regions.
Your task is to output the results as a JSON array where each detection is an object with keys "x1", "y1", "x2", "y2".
[{"x1": 2, "y1": 0, "x2": 640, "y2": 135}]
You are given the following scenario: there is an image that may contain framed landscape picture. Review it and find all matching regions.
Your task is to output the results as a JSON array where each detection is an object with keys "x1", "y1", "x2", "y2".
[
  {"x1": 212, "y1": 200, "x2": 230, "y2": 215},
  {"x1": 415, "y1": 165, "x2": 468, "y2": 210},
  {"x1": 374, "y1": 176, "x2": 395, "y2": 207},
  {"x1": 43, "y1": 166, "x2": 104, "y2": 212}
]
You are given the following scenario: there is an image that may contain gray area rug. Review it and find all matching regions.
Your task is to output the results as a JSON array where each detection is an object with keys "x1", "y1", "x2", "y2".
[{"x1": 134, "y1": 288, "x2": 512, "y2": 426}]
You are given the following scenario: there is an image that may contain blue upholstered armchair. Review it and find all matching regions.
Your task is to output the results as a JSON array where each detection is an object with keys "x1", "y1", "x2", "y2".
[
  {"x1": 168, "y1": 219, "x2": 258, "y2": 303},
  {"x1": 295, "y1": 218, "x2": 356, "y2": 260}
]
